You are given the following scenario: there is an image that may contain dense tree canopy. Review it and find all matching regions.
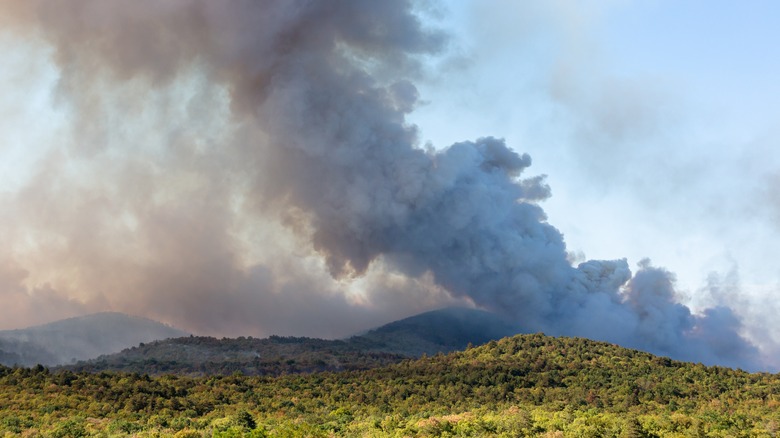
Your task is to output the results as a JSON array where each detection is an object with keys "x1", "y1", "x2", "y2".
[{"x1": 1, "y1": 334, "x2": 779, "y2": 436}]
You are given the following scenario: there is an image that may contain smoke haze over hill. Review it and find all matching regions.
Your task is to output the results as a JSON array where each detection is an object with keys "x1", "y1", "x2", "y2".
[
  {"x1": 0, "y1": 1, "x2": 769, "y2": 370},
  {"x1": 0, "y1": 312, "x2": 187, "y2": 366}
]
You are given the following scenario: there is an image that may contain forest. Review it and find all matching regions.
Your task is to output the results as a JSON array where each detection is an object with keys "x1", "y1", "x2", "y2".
[{"x1": 1, "y1": 333, "x2": 779, "y2": 437}]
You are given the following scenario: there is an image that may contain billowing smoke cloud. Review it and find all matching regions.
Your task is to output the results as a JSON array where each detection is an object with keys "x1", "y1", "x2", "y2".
[{"x1": 0, "y1": 1, "x2": 762, "y2": 369}]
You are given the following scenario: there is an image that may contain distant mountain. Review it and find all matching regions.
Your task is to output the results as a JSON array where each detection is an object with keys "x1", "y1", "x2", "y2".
[
  {"x1": 63, "y1": 307, "x2": 522, "y2": 375},
  {"x1": 0, "y1": 312, "x2": 188, "y2": 367},
  {"x1": 353, "y1": 307, "x2": 522, "y2": 356}
]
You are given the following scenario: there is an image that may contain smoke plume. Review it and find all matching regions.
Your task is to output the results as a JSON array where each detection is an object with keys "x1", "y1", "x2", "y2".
[{"x1": 0, "y1": 1, "x2": 762, "y2": 369}]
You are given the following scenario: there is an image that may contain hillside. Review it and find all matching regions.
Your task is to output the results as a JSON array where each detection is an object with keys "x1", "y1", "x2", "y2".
[
  {"x1": 0, "y1": 312, "x2": 188, "y2": 367},
  {"x1": 65, "y1": 335, "x2": 406, "y2": 376},
  {"x1": 354, "y1": 306, "x2": 521, "y2": 356},
  {"x1": 63, "y1": 307, "x2": 520, "y2": 375},
  {"x1": 1, "y1": 333, "x2": 779, "y2": 437}
]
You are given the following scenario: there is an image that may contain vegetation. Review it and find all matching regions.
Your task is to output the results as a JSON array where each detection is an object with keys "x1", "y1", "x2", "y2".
[
  {"x1": 64, "y1": 335, "x2": 407, "y2": 376},
  {"x1": 2, "y1": 333, "x2": 779, "y2": 437}
]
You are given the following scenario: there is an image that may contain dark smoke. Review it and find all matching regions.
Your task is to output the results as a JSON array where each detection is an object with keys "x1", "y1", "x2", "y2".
[{"x1": 0, "y1": 1, "x2": 761, "y2": 369}]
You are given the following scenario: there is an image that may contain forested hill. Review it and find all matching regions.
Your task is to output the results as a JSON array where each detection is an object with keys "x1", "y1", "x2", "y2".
[
  {"x1": 64, "y1": 335, "x2": 408, "y2": 376},
  {"x1": 2, "y1": 333, "x2": 779, "y2": 437},
  {"x1": 63, "y1": 307, "x2": 521, "y2": 376}
]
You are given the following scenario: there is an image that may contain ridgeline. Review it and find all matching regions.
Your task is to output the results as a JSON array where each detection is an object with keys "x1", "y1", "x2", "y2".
[{"x1": 61, "y1": 307, "x2": 521, "y2": 376}]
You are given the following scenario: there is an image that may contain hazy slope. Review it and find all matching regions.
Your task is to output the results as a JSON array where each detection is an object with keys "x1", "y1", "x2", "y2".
[
  {"x1": 353, "y1": 307, "x2": 522, "y2": 356},
  {"x1": 0, "y1": 312, "x2": 187, "y2": 367}
]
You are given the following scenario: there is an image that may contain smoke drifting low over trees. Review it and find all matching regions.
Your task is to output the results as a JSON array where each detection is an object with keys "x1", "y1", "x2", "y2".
[{"x1": 0, "y1": 1, "x2": 761, "y2": 369}]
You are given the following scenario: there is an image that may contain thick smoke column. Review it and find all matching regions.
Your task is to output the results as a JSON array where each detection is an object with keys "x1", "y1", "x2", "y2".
[{"x1": 0, "y1": 1, "x2": 759, "y2": 368}]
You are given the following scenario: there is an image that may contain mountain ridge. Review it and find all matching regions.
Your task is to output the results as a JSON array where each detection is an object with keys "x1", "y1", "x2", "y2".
[
  {"x1": 63, "y1": 307, "x2": 522, "y2": 375},
  {"x1": 353, "y1": 306, "x2": 521, "y2": 356}
]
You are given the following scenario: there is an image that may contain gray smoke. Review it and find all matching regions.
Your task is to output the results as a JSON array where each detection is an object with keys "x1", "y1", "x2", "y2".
[{"x1": 0, "y1": 0, "x2": 761, "y2": 369}]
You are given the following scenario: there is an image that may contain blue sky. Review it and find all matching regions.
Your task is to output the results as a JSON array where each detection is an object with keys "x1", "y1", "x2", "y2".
[{"x1": 412, "y1": 0, "x2": 780, "y2": 293}]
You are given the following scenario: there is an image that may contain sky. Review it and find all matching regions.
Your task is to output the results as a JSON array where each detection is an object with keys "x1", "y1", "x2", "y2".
[
  {"x1": 0, "y1": 1, "x2": 778, "y2": 371},
  {"x1": 414, "y1": 0, "x2": 780, "y2": 291},
  {"x1": 411, "y1": 0, "x2": 780, "y2": 362}
]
